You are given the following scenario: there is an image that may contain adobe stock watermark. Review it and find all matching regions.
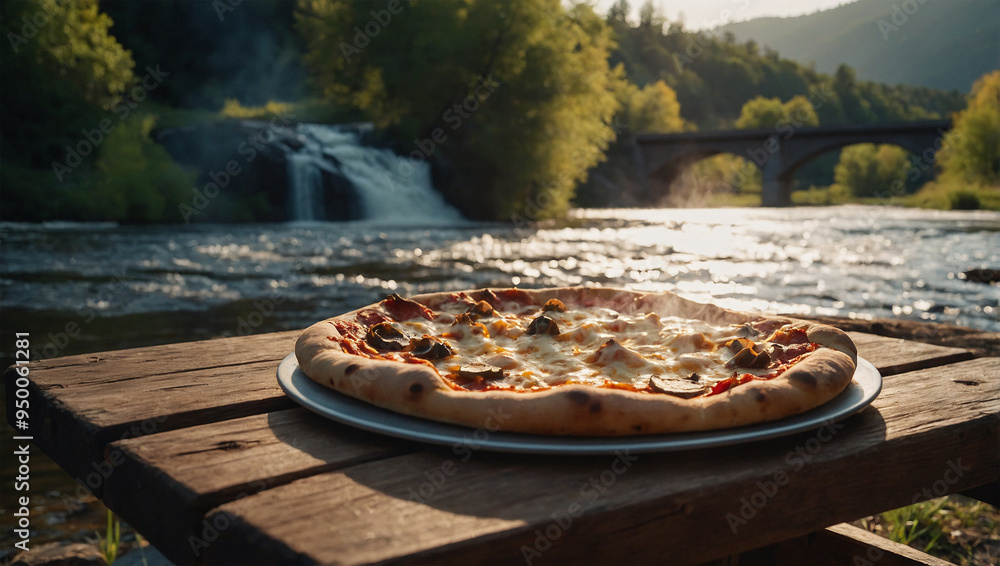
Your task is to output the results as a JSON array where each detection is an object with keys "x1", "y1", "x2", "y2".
[
  {"x1": 178, "y1": 109, "x2": 296, "y2": 222},
  {"x1": 188, "y1": 478, "x2": 274, "y2": 557},
  {"x1": 848, "y1": 458, "x2": 971, "y2": 565},
  {"x1": 72, "y1": 415, "x2": 168, "y2": 500},
  {"x1": 733, "y1": 84, "x2": 833, "y2": 189},
  {"x1": 218, "y1": 291, "x2": 286, "y2": 339},
  {"x1": 5, "y1": 0, "x2": 55, "y2": 53},
  {"x1": 508, "y1": 116, "x2": 626, "y2": 237},
  {"x1": 406, "y1": 406, "x2": 511, "y2": 504},
  {"x1": 726, "y1": 419, "x2": 844, "y2": 534},
  {"x1": 51, "y1": 64, "x2": 171, "y2": 182},
  {"x1": 877, "y1": 0, "x2": 928, "y2": 41},
  {"x1": 873, "y1": 126, "x2": 957, "y2": 203},
  {"x1": 30, "y1": 268, "x2": 134, "y2": 362},
  {"x1": 520, "y1": 450, "x2": 639, "y2": 564},
  {"x1": 383, "y1": 75, "x2": 500, "y2": 191},
  {"x1": 910, "y1": 459, "x2": 970, "y2": 505},
  {"x1": 339, "y1": 0, "x2": 403, "y2": 61},
  {"x1": 213, "y1": 0, "x2": 244, "y2": 22},
  {"x1": 673, "y1": 0, "x2": 751, "y2": 69}
]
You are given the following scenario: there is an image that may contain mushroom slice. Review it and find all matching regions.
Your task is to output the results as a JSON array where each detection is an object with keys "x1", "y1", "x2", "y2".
[
  {"x1": 409, "y1": 336, "x2": 454, "y2": 360},
  {"x1": 724, "y1": 337, "x2": 757, "y2": 354},
  {"x1": 648, "y1": 375, "x2": 708, "y2": 399},
  {"x1": 365, "y1": 322, "x2": 408, "y2": 351},
  {"x1": 725, "y1": 346, "x2": 771, "y2": 369},
  {"x1": 466, "y1": 300, "x2": 496, "y2": 320},
  {"x1": 455, "y1": 363, "x2": 505, "y2": 381},
  {"x1": 541, "y1": 298, "x2": 567, "y2": 313},
  {"x1": 526, "y1": 315, "x2": 560, "y2": 336}
]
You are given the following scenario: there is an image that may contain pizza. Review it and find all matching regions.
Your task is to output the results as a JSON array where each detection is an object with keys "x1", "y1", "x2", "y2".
[{"x1": 294, "y1": 287, "x2": 858, "y2": 436}]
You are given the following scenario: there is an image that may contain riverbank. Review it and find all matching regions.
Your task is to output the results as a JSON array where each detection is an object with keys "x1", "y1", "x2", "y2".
[{"x1": 708, "y1": 182, "x2": 1000, "y2": 211}]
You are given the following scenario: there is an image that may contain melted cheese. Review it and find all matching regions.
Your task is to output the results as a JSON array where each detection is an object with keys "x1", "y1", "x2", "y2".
[{"x1": 390, "y1": 302, "x2": 804, "y2": 392}]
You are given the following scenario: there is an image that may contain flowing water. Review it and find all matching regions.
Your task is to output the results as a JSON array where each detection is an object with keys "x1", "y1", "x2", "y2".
[
  {"x1": 1, "y1": 206, "x2": 998, "y2": 551},
  {"x1": 1, "y1": 207, "x2": 997, "y2": 357},
  {"x1": 284, "y1": 124, "x2": 464, "y2": 222}
]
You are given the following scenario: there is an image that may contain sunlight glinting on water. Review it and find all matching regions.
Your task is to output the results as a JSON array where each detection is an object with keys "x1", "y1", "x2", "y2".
[{"x1": 1, "y1": 206, "x2": 998, "y2": 333}]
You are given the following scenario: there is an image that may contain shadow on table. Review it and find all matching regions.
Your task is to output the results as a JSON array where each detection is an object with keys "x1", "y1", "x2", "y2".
[{"x1": 265, "y1": 404, "x2": 888, "y2": 522}]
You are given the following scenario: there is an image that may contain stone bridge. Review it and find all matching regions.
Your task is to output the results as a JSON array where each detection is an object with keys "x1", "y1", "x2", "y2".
[{"x1": 634, "y1": 120, "x2": 951, "y2": 206}]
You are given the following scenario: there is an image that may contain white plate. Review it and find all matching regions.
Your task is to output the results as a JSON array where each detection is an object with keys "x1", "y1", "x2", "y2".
[{"x1": 277, "y1": 354, "x2": 881, "y2": 455}]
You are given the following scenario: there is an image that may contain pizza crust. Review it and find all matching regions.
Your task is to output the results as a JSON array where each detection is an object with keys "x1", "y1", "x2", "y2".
[{"x1": 295, "y1": 287, "x2": 858, "y2": 436}]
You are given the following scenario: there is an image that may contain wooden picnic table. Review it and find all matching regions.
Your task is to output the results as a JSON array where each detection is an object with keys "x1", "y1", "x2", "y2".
[{"x1": 5, "y1": 328, "x2": 998, "y2": 565}]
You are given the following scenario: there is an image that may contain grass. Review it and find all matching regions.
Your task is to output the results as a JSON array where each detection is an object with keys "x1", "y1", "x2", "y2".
[
  {"x1": 903, "y1": 181, "x2": 1000, "y2": 211},
  {"x1": 853, "y1": 495, "x2": 1000, "y2": 565},
  {"x1": 705, "y1": 192, "x2": 762, "y2": 207},
  {"x1": 701, "y1": 182, "x2": 1000, "y2": 210},
  {"x1": 97, "y1": 509, "x2": 121, "y2": 565},
  {"x1": 143, "y1": 98, "x2": 357, "y2": 131}
]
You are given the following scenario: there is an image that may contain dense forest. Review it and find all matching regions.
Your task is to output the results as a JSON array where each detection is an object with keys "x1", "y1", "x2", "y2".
[
  {"x1": 721, "y1": 0, "x2": 999, "y2": 93},
  {"x1": 0, "y1": 0, "x2": 994, "y2": 222}
]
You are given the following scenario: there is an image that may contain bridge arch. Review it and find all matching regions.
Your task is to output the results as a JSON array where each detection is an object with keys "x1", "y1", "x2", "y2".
[
  {"x1": 636, "y1": 120, "x2": 951, "y2": 206},
  {"x1": 645, "y1": 149, "x2": 762, "y2": 203}
]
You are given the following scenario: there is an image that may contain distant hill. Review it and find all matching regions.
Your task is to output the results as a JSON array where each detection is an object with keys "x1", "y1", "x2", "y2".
[{"x1": 719, "y1": 0, "x2": 999, "y2": 92}]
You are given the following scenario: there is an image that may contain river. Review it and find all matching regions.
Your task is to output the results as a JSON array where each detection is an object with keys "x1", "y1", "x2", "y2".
[
  {"x1": 1, "y1": 205, "x2": 998, "y2": 552},
  {"x1": 2, "y1": 206, "x2": 998, "y2": 361}
]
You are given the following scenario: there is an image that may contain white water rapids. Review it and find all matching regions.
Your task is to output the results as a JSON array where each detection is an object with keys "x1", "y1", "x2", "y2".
[{"x1": 284, "y1": 124, "x2": 463, "y2": 223}]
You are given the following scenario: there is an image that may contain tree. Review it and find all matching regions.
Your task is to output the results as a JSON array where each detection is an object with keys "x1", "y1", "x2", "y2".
[
  {"x1": 781, "y1": 95, "x2": 819, "y2": 128},
  {"x1": 939, "y1": 70, "x2": 1000, "y2": 185},
  {"x1": 297, "y1": 0, "x2": 622, "y2": 220},
  {"x1": 621, "y1": 80, "x2": 685, "y2": 133},
  {"x1": 1, "y1": 0, "x2": 135, "y2": 165},
  {"x1": 735, "y1": 95, "x2": 818, "y2": 130},
  {"x1": 734, "y1": 97, "x2": 785, "y2": 130},
  {"x1": 832, "y1": 64, "x2": 875, "y2": 124},
  {"x1": 834, "y1": 143, "x2": 909, "y2": 198},
  {"x1": 0, "y1": 0, "x2": 196, "y2": 223}
]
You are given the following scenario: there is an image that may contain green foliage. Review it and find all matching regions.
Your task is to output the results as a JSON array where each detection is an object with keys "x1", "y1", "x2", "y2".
[
  {"x1": 856, "y1": 496, "x2": 1000, "y2": 565},
  {"x1": 940, "y1": 71, "x2": 1000, "y2": 186},
  {"x1": 96, "y1": 509, "x2": 121, "y2": 565},
  {"x1": 719, "y1": 0, "x2": 999, "y2": 93},
  {"x1": 833, "y1": 143, "x2": 910, "y2": 198},
  {"x1": 220, "y1": 99, "x2": 299, "y2": 120},
  {"x1": 907, "y1": 181, "x2": 1000, "y2": 211},
  {"x1": 298, "y1": 0, "x2": 622, "y2": 220},
  {"x1": 947, "y1": 189, "x2": 982, "y2": 210},
  {"x1": 735, "y1": 97, "x2": 785, "y2": 130},
  {"x1": 735, "y1": 95, "x2": 820, "y2": 130},
  {"x1": 782, "y1": 95, "x2": 820, "y2": 128},
  {"x1": 605, "y1": 11, "x2": 964, "y2": 131},
  {"x1": 619, "y1": 80, "x2": 685, "y2": 133},
  {"x1": 101, "y1": 0, "x2": 305, "y2": 109},
  {"x1": 82, "y1": 116, "x2": 196, "y2": 223},
  {"x1": 4, "y1": 0, "x2": 133, "y2": 108},
  {"x1": 1, "y1": 0, "x2": 135, "y2": 166},
  {"x1": 0, "y1": 162, "x2": 64, "y2": 221}
]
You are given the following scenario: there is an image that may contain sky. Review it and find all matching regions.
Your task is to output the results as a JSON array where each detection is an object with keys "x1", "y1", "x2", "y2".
[{"x1": 593, "y1": 0, "x2": 858, "y2": 30}]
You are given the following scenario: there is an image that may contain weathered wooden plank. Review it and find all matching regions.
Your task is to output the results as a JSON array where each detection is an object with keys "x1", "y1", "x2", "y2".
[
  {"x1": 3, "y1": 330, "x2": 976, "y2": 555},
  {"x1": 804, "y1": 314, "x2": 1000, "y2": 358},
  {"x1": 21, "y1": 330, "x2": 298, "y2": 375},
  {"x1": 2, "y1": 331, "x2": 299, "y2": 497},
  {"x1": 847, "y1": 332, "x2": 973, "y2": 376},
  {"x1": 743, "y1": 522, "x2": 956, "y2": 565},
  {"x1": 103, "y1": 408, "x2": 411, "y2": 564},
  {"x1": 200, "y1": 358, "x2": 999, "y2": 565}
]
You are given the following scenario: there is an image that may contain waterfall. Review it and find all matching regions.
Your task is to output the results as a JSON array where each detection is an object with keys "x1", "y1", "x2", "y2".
[
  {"x1": 286, "y1": 154, "x2": 323, "y2": 221},
  {"x1": 284, "y1": 124, "x2": 463, "y2": 223}
]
